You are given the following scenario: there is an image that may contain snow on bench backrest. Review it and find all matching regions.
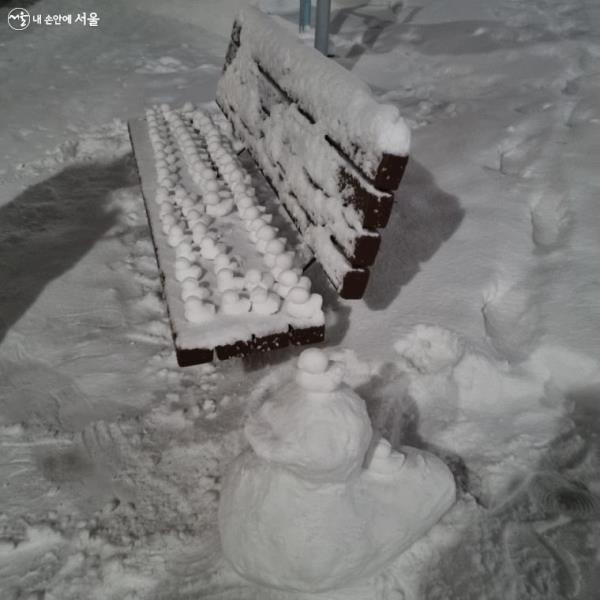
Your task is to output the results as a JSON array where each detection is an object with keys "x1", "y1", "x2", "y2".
[{"x1": 217, "y1": 6, "x2": 410, "y2": 298}]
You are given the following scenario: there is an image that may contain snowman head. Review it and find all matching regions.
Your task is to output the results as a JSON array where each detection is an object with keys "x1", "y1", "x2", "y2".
[{"x1": 295, "y1": 348, "x2": 344, "y2": 395}]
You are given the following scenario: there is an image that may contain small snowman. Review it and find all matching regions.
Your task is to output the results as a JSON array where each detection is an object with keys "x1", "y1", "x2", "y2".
[{"x1": 219, "y1": 348, "x2": 456, "y2": 593}]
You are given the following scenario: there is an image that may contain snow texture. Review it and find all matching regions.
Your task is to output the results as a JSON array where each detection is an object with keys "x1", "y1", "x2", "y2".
[
  {"x1": 219, "y1": 349, "x2": 455, "y2": 591},
  {"x1": 1, "y1": 0, "x2": 600, "y2": 598},
  {"x1": 236, "y1": 6, "x2": 410, "y2": 163},
  {"x1": 217, "y1": 5, "x2": 407, "y2": 290},
  {"x1": 131, "y1": 103, "x2": 324, "y2": 348}
]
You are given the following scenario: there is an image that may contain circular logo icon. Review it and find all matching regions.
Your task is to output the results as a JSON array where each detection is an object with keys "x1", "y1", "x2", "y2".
[{"x1": 7, "y1": 8, "x2": 30, "y2": 31}]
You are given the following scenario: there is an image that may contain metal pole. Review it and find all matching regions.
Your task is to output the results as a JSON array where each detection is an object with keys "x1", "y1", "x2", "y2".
[
  {"x1": 314, "y1": 0, "x2": 331, "y2": 55},
  {"x1": 299, "y1": 0, "x2": 305, "y2": 32},
  {"x1": 305, "y1": 0, "x2": 312, "y2": 28},
  {"x1": 300, "y1": 0, "x2": 311, "y2": 32}
]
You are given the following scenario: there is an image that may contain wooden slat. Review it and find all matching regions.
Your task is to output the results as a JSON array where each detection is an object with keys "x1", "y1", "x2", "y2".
[
  {"x1": 231, "y1": 31, "x2": 408, "y2": 193},
  {"x1": 254, "y1": 59, "x2": 400, "y2": 216},
  {"x1": 219, "y1": 100, "x2": 369, "y2": 296},
  {"x1": 219, "y1": 67, "x2": 382, "y2": 267}
]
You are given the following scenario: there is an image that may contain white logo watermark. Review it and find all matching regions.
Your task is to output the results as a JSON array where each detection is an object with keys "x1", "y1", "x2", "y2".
[
  {"x1": 7, "y1": 9, "x2": 99, "y2": 28},
  {"x1": 7, "y1": 8, "x2": 30, "y2": 31}
]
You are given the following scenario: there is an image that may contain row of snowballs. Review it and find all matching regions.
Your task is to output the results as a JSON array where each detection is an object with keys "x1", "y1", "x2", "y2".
[
  {"x1": 189, "y1": 109, "x2": 324, "y2": 322},
  {"x1": 146, "y1": 104, "x2": 323, "y2": 325}
]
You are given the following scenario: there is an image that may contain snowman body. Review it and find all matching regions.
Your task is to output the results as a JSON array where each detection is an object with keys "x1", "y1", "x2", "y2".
[{"x1": 219, "y1": 350, "x2": 456, "y2": 592}]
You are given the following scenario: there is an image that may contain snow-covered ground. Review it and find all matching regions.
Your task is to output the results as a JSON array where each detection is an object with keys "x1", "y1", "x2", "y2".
[{"x1": 1, "y1": 0, "x2": 599, "y2": 598}]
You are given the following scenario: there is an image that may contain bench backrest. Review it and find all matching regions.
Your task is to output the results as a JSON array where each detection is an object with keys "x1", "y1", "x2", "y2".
[{"x1": 216, "y1": 7, "x2": 409, "y2": 298}]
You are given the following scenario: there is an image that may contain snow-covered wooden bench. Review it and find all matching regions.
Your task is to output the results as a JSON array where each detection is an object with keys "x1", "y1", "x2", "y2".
[
  {"x1": 128, "y1": 7, "x2": 409, "y2": 366},
  {"x1": 219, "y1": 7, "x2": 409, "y2": 298}
]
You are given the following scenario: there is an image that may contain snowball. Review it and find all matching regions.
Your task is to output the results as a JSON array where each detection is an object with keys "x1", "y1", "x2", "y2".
[
  {"x1": 207, "y1": 198, "x2": 234, "y2": 217},
  {"x1": 220, "y1": 291, "x2": 251, "y2": 315},
  {"x1": 250, "y1": 288, "x2": 281, "y2": 315},
  {"x1": 244, "y1": 269, "x2": 262, "y2": 289},
  {"x1": 275, "y1": 252, "x2": 294, "y2": 271},
  {"x1": 264, "y1": 253, "x2": 277, "y2": 268},
  {"x1": 200, "y1": 238, "x2": 222, "y2": 260},
  {"x1": 257, "y1": 226, "x2": 276, "y2": 242},
  {"x1": 181, "y1": 281, "x2": 210, "y2": 302},
  {"x1": 266, "y1": 239, "x2": 285, "y2": 256},
  {"x1": 168, "y1": 225, "x2": 185, "y2": 247},
  {"x1": 175, "y1": 256, "x2": 192, "y2": 272},
  {"x1": 184, "y1": 298, "x2": 216, "y2": 324},
  {"x1": 229, "y1": 169, "x2": 243, "y2": 183},
  {"x1": 297, "y1": 276, "x2": 311, "y2": 291},
  {"x1": 192, "y1": 224, "x2": 208, "y2": 245},
  {"x1": 161, "y1": 213, "x2": 176, "y2": 229},
  {"x1": 231, "y1": 181, "x2": 246, "y2": 194},
  {"x1": 176, "y1": 264, "x2": 202, "y2": 282},
  {"x1": 159, "y1": 202, "x2": 174, "y2": 216},
  {"x1": 249, "y1": 217, "x2": 266, "y2": 232},
  {"x1": 181, "y1": 197, "x2": 195, "y2": 211},
  {"x1": 181, "y1": 277, "x2": 200, "y2": 295},
  {"x1": 204, "y1": 191, "x2": 220, "y2": 205},
  {"x1": 214, "y1": 254, "x2": 233, "y2": 273},
  {"x1": 284, "y1": 290, "x2": 323, "y2": 320},
  {"x1": 278, "y1": 270, "x2": 298, "y2": 287},
  {"x1": 175, "y1": 241, "x2": 195, "y2": 261},
  {"x1": 296, "y1": 360, "x2": 343, "y2": 393},
  {"x1": 242, "y1": 207, "x2": 260, "y2": 222},
  {"x1": 187, "y1": 209, "x2": 204, "y2": 226},
  {"x1": 298, "y1": 348, "x2": 328, "y2": 374},
  {"x1": 287, "y1": 287, "x2": 310, "y2": 304},
  {"x1": 237, "y1": 195, "x2": 254, "y2": 210}
]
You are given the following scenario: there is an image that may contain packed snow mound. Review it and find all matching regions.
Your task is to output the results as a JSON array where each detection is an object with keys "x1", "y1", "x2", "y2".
[
  {"x1": 236, "y1": 6, "x2": 410, "y2": 157},
  {"x1": 220, "y1": 349, "x2": 456, "y2": 592},
  {"x1": 245, "y1": 350, "x2": 372, "y2": 482},
  {"x1": 394, "y1": 324, "x2": 464, "y2": 374}
]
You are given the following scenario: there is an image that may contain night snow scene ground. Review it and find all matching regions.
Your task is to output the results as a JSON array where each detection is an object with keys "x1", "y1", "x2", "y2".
[{"x1": 1, "y1": 0, "x2": 599, "y2": 599}]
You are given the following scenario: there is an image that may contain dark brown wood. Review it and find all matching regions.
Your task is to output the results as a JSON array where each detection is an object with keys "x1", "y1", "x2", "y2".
[
  {"x1": 223, "y1": 39, "x2": 238, "y2": 72},
  {"x1": 252, "y1": 331, "x2": 290, "y2": 352},
  {"x1": 374, "y1": 153, "x2": 409, "y2": 191},
  {"x1": 231, "y1": 19, "x2": 241, "y2": 45},
  {"x1": 339, "y1": 269, "x2": 370, "y2": 299},
  {"x1": 289, "y1": 325, "x2": 325, "y2": 346},
  {"x1": 176, "y1": 346, "x2": 214, "y2": 366},
  {"x1": 337, "y1": 169, "x2": 394, "y2": 229},
  {"x1": 216, "y1": 340, "x2": 253, "y2": 360}
]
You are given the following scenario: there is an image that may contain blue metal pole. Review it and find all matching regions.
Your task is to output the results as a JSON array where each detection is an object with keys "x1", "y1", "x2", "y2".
[
  {"x1": 304, "y1": 0, "x2": 312, "y2": 28},
  {"x1": 300, "y1": 0, "x2": 311, "y2": 32},
  {"x1": 314, "y1": 0, "x2": 331, "y2": 55}
]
